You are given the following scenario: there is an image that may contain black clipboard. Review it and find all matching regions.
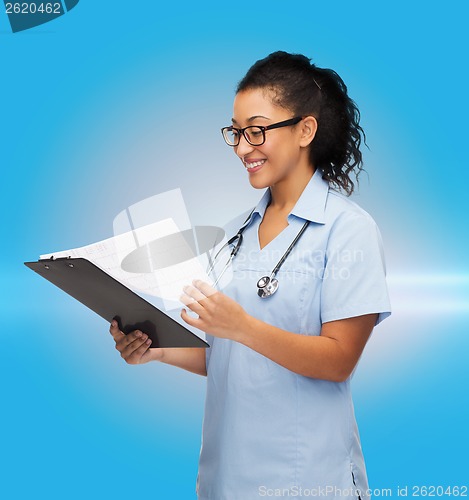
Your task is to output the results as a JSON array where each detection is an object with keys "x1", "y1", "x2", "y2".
[{"x1": 24, "y1": 257, "x2": 209, "y2": 348}]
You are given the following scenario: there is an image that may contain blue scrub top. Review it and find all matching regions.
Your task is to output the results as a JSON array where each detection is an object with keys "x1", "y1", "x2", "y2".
[{"x1": 197, "y1": 168, "x2": 391, "y2": 500}]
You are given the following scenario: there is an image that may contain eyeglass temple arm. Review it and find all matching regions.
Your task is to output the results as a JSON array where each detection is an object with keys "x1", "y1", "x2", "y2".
[{"x1": 264, "y1": 116, "x2": 303, "y2": 132}]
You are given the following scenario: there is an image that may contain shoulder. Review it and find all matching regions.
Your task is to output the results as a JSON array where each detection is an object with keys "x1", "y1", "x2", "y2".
[
  {"x1": 321, "y1": 189, "x2": 386, "y2": 252},
  {"x1": 325, "y1": 189, "x2": 379, "y2": 230}
]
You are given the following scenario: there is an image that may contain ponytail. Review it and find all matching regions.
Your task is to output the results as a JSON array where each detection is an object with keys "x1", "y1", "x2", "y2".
[{"x1": 236, "y1": 51, "x2": 365, "y2": 195}]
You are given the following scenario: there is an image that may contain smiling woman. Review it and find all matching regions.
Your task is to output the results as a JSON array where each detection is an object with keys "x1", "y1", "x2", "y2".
[
  {"x1": 109, "y1": 51, "x2": 391, "y2": 500},
  {"x1": 233, "y1": 51, "x2": 365, "y2": 195}
]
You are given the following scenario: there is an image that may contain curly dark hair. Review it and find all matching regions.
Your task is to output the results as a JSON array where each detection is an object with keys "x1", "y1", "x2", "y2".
[{"x1": 236, "y1": 51, "x2": 366, "y2": 195}]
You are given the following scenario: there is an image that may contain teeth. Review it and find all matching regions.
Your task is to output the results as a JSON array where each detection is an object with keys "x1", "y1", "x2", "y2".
[{"x1": 245, "y1": 160, "x2": 265, "y2": 169}]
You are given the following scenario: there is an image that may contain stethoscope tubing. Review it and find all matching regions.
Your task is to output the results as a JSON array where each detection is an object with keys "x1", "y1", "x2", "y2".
[
  {"x1": 270, "y1": 220, "x2": 310, "y2": 277},
  {"x1": 206, "y1": 209, "x2": 310, "y2": 297}
]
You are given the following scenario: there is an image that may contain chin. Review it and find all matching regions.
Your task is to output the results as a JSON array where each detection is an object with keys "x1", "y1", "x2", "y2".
[{"x1": 247, "y1": 175, "x2": 271, "y2": 190}]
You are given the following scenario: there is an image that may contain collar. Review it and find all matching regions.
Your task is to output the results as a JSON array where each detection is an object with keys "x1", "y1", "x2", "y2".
[{"x1": 251, "y1": 168, "x2": 329, "y2": 225}]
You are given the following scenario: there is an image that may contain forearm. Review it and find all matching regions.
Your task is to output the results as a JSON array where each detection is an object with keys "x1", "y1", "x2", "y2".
[
  {"x1": 180, "y1": 281, "x2": 376, "y2": 381},
  {"x1": 152, "y1": 347, "x2": 207, "y2": 376},
  {"x1": 236, "y1": 316, "x2": 357, "y2": 382}
]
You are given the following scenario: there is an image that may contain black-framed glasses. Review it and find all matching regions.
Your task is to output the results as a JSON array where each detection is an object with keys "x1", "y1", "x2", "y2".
[{"x1": 221, "y1": 116, "x2": 303, "y2": 147}]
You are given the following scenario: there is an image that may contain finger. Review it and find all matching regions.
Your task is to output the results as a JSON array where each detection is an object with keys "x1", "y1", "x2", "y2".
[
  {"x1": 179, "y1": 291, "x2": 197, "y2": 305},
  {"x1": 125, "y1": 338, "x2": 153, "y2": 364},
  {"x1": 109, "y1": 320, "x2": 125, "y2": 341},
  {"x1": 120, "y1": 335, "x2": 151, "y2": 360},
  {"x1": 192, "y1": 279, "x2": 217, "y2": 298},
  {"x1": 182, "y1": 284, "x2": 206, "y2": 302},
  {"x1": 115, "y1": 329, "x2": 144, "y2": 350},
  {"x1": 180, "y1": 293, "x2": 205, "y2": 314},
  {"x1": 181, "y1": 308, "x2": 203, "y2": 329}
]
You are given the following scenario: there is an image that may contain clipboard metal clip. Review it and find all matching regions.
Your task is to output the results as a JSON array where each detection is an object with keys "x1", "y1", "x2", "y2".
[{"x1": 39, "y1": 255, "x2": 75, "y2": 269}]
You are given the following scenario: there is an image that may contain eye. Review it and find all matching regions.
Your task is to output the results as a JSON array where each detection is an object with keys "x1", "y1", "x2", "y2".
[
  {"x1": 229, "y1": 129, "x2": 240, "y2": 143},
  {"x1": 248, "y1": 127, "x2": 263, "y2": 137},
  {"x1": 243, "y1": 126, "x2": 266, "y2": 145}
]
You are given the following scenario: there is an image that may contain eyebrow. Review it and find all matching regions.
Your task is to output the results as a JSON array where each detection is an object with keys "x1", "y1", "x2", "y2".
[{"x1": 231, "y1": 115, "x2": 271, "y2": 125}]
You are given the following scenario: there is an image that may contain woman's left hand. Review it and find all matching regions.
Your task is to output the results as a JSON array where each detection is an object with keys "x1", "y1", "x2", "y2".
[{"x1": 180, "y1": 280, "x2": 248, "y2": 340}]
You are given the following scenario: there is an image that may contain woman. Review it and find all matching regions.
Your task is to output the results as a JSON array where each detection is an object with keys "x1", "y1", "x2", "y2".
[{"x1": 110, "y1": 51, "x2": 391, "y2": 499}]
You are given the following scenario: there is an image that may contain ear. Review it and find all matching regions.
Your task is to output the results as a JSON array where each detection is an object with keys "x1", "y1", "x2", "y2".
[{"x1": 299, "y1": 116, "x2": 318, "y2": 148}]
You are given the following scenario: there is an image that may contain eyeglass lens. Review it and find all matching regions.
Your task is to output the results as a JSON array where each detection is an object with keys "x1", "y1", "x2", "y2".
[{"x1": 224, "y1": 126, "x2": 265, "y2": 146}]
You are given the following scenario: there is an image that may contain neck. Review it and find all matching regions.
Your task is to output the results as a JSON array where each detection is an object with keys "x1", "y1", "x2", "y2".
[{"x1": 269, "y1": 165, "x2": 315, "y2": 212}]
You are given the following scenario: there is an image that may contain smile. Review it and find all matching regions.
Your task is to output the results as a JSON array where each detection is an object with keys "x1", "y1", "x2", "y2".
[{"x1": 244, "y1": 159, "x2": 266, "y2": 171}]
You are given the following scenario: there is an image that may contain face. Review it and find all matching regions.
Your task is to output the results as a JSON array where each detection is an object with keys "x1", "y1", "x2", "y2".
[{"x1": 231, "y1": 88, "x2": 315, "y2": 190}]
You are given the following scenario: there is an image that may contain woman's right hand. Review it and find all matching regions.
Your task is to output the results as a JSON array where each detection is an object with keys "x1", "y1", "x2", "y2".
[{"x1": 109, "y1": 320, "x2": 164, "y2": 364}]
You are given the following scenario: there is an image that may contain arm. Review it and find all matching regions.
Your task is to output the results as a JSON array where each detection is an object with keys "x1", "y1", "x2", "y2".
[
  {"x1": 236, "y1": 313, "x2": 377, "y2": 382},
  {"x1": 158, "y1": 347, "x2": 207, "y2": 376},
  {"x1": 180, "y1": 281, "x2": 377, "y2": 382},
  {"x1": 109, "y1": 320, "x2": 207, "y2": 376}
]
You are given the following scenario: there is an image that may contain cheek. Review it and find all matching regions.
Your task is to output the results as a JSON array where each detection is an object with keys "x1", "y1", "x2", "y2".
[{"x1": 269, "y1": 147, "x2": 297, "y2": 170}]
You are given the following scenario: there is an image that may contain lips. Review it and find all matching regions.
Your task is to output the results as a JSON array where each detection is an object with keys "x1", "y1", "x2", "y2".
[{"x1": 243, "y1": 158, "x2": 266, "y2": 172}]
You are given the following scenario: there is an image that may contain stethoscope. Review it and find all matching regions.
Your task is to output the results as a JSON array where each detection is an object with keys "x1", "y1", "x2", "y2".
[{"x1": 206, "y1": 210, "x2": 310, "y2": 298}]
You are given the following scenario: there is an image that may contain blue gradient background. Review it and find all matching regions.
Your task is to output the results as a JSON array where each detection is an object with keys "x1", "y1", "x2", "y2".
[{"x1": 1, "y1": 1, "x2": 468, "y2": 498}]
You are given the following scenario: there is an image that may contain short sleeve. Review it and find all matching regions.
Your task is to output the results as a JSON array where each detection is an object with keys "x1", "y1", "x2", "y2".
[{"x1": 320, "y1": 212, "x2": 391, "y2": 325}]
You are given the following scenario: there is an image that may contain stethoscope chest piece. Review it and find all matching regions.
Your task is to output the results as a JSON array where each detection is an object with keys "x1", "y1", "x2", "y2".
[
  {"x1": 257, "y1": 276, "x2": 279, "y2": 298},
  {"x1": 207, "y1": 208, "x2": 310, "y2": 298}
]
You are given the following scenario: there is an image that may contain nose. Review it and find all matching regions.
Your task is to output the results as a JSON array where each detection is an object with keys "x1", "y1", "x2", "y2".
[{"x1": 235, "y1": 134, "x2": 255, "y2": 159}]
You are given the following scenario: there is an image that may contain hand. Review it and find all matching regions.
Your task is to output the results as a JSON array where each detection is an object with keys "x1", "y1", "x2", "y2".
[
  {"x1": 180, "y1": 280, "x2": 249, "y2": 341},
  {"x1": 109, "y1": 320, "x2": 162, "y2": 365}
]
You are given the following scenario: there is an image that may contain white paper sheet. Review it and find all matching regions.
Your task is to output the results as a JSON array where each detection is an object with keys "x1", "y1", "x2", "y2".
[{"x1": 40, "y1": 218, "x2": 213, "y2": 309}]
